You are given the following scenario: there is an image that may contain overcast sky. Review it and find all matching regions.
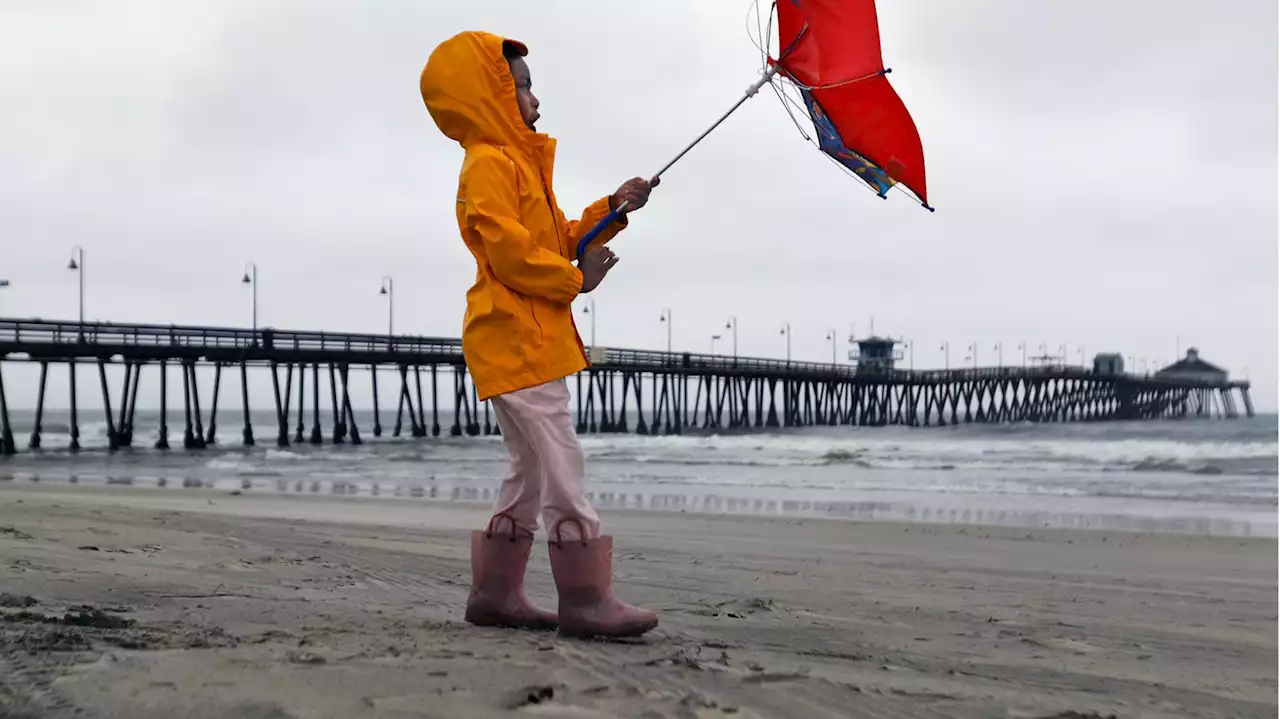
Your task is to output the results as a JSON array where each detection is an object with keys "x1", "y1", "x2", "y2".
[{"x1": 1, "y1": 0, "x2": 1276, "y2": 411}]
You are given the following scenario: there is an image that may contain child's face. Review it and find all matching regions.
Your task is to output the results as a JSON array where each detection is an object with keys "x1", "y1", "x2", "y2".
[{"x1": 507, "y1": 56, "x2": 540, "y2": 131}]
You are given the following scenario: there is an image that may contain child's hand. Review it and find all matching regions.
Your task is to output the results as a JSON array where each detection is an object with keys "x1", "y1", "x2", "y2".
[
  {"x1": 578, "y1": 246, "x2": 619, "y2": 293},
  {"x1": 610, "y1": 176, "x2": 659, "y2": 213}
]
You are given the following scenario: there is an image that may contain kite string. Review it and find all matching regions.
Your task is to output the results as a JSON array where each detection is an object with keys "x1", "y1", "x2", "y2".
[
  {"x1": 786, "y1": 69, "x2": 891, "y2": 92},
  {"x1": 753, "y1": 0, "x2": 766, "y2": 73},
  {"x1": 743, "y1": 6, "x2": 823, "y2": 159},
  {"x1": 745, "y1": 0, "x2": 771, "y2": 70},
  {"x1": 769, "y1": 76, "x2": 812, "y2": 143},
  {"x1": 764, "y1": 1, "x2": 776, "y2": 60}
]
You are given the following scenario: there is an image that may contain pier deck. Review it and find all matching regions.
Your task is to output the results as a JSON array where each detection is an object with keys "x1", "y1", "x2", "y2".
[{"x1": 0, "y1": 318, "x2": 1252, "y2": 454}]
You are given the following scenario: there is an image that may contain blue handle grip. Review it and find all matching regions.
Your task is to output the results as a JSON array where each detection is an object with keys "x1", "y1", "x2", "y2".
[{"x1": 574, "y1": 207, "x2": 624, "y2": 261}]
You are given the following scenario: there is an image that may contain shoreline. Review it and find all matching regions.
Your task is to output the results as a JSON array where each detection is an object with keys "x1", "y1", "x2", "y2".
[
  {"x1": 1, "y1": 471, "x2": 1274, "y2": 539},
  {"x1": 2, "y1": 480, "x2": 1277, "y2": 540},
  {"x1": 2, "y1": 483, "x2": 1275, "y2": 718}
]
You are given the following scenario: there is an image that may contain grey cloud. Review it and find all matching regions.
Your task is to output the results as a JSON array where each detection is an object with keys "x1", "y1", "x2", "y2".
[{"x1": 0, "y1": 0, "x2": 1273, "y2": 409}]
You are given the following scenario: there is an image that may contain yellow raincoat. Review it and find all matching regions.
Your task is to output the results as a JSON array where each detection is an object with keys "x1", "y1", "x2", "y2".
[{"x1": 420, "y1": 31, "x2": 628, "y2": 401}]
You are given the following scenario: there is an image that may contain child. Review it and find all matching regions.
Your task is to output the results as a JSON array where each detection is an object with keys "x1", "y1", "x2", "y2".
[{"x1": 420, "y1": 31, "x2": 658, "y2": 638}]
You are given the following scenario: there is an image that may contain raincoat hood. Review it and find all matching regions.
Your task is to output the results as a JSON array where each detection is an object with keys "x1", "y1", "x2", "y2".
[
  {"x1": 423, "y1": 32, "x2": 629, "y2": 401},
  {"x1": 420, "y1": 31, "x2": 538, "y2": 149}
]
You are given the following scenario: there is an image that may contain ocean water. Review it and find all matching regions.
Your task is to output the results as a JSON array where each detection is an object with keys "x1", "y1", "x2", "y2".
[{"x1": 0, "y1": 409, "x2": 1275, "y2": 538}]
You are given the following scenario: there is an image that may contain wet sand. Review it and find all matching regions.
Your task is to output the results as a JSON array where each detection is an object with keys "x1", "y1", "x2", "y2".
[{"x1": 1, "y1": 484, "x2": 1275, "y2": 718}]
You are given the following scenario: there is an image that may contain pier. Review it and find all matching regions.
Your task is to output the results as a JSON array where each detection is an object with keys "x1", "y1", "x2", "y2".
[{"x1": 0, "y1": 318, "x2": 1254, "y2": 455}]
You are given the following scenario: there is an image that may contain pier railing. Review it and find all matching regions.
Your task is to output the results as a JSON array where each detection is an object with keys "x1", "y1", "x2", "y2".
[
  {"x1": 0, "y1": 319, "x2": 464, "y2": 357},
  {"x1": 0, "y1": 317, "x2": 1254, "y2": 453},
  {"x1": 0, "y1": 318, "x2": 1247, "y2": 389}
]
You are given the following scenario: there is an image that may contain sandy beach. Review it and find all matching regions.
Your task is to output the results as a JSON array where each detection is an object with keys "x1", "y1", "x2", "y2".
[{"x1": 0, "y1": 484, "x2": 1274, "y2": 719}]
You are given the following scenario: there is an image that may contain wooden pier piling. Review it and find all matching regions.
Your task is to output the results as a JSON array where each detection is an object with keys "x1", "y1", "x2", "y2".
[{"x1": 0, "y1": 318, "x2": 1255, "y2": 455}]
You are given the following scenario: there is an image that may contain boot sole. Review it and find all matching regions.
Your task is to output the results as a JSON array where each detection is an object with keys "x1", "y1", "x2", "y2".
[
  {"x1": 464, "y1": 607, "x2": 558, "y2": 632},
  {"x1": 557, "y1": 616, "x2": 658, "y2": 640}
]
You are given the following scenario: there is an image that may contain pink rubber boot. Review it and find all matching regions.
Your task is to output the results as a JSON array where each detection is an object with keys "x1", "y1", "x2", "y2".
[
  {"x1": 464, "y1": 514, "x2": 557, "y2": 631},
  {"x1": 547, "y1": 519, "x2": 658, "y2": 639}
]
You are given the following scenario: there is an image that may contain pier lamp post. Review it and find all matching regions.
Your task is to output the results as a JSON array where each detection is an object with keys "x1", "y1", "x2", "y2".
[
  {"x1": 1058, "y1": 344, "x2": 1067, "y2": 367},
  {"x1": 967, "y1": 342, "x2": 979, "y2": 368},
  {"x1": 658, "y1": 307, "x2": 672, "y2": 353},
  {"x1": 940, "y1": 342, "x2": 950, "y2": 370},
  {"x1": 64, "y1": 247, "x2": 86, "y2": 450},
  {"x1": 725, "y1": 316, "x2": 738, "y2": 358},
  {"x1": 825, "y1": 330, "x2": 838, "y2": 364},
  {"x1": 1077, "y1": 346, "x2": 1086, "y2": 367},
  {"x1": 779, "y1": 322, "x2": 791, "y2": 362},
  {"x1": 1017, "y1": 342, "x2": 1027, "y2": 368},
  {"x1": 241, "y1": 263, "x2": 258, "y2": 336},
  {"x1": 379, "y1": 275, "x2": 394, "y2": 337},
  {"x1": 993, "y1": 342, "x2": 1004, "y2": 367},
  {"x1": 580, "y1": 297, "x2": 596, "y2": 347},
  {"x1": 67, "y1": 246, "x2": 85, "y2": 336}
]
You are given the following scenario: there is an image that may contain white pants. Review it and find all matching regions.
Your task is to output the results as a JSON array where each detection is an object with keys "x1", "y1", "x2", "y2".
[{"x1": 488, "y1": 380, "x2": 600, "y2": 541}]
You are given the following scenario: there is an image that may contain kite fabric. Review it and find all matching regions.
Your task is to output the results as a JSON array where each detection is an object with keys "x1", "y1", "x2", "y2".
[{"x1": 770, "y1": 0, "x2": 930, "y2": 208}]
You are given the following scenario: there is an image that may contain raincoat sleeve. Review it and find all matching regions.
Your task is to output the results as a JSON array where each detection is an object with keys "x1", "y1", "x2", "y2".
[
  {"x1": 558, "y1": 197, "x2": 628, "y2": 260},
  {"x1": 463, "y1": 152, "x2": 583, "y2": 304}
]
